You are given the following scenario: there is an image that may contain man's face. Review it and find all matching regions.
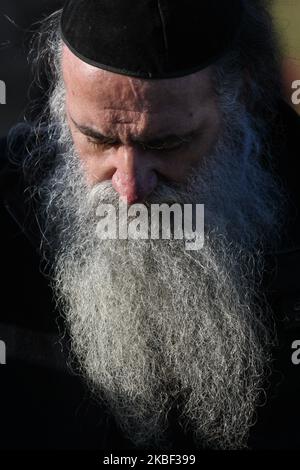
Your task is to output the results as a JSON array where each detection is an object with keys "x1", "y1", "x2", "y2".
[{"x1": 62, "y1": 45, "x2": 220, "y2": 204}]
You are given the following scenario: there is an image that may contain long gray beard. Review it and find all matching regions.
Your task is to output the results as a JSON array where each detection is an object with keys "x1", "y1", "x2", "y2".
[{"x1": 34, "y1": 85, "x2": 284, "y2": 450}]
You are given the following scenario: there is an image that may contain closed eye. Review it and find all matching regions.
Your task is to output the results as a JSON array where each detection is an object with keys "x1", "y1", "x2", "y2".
[
  {"x1": 140, "y1": 136, "x2": 193, "y2": 152},
  {"x1": 70, "y1": 115, "x2": 199, "y2": 152},
  {"x1": 87, "y1": 136, "x2": 119, "y2": 150},
  {"x1": 87, "y1": 136, "x2": 192, "y2": 152}
]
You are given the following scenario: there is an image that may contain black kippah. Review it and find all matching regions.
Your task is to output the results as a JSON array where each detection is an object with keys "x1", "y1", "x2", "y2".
[{"x1": 61, "y1": 0, "x2": 244, "y2": 79}]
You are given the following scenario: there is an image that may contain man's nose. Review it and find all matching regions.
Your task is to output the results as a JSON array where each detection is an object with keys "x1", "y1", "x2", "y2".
[{"x1": 111, "y1": 146, "x2": 158, "y2": 205}]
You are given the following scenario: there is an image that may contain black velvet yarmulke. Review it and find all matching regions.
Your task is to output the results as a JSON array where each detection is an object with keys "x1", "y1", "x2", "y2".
[{"x1": 61, "y1": 0, "x2": 244, "y2": 79}]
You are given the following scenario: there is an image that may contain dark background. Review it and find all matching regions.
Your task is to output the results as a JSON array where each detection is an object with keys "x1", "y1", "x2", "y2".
[{"x1": 0, "y1": 1, "x2": 62, "y2": 138}]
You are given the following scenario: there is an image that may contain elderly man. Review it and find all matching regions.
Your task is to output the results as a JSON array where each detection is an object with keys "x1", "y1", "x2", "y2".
[{"x1": 0, "y1": 0, "x2": 300, "y2": 451}]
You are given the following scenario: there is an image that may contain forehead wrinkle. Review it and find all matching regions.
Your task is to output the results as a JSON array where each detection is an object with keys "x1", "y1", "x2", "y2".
[
  {"x1": 111, "y1": 115, "x2": 152, "y2": 142},
  {"x1": 126, "y1": 77, "x2": 145, "y2": 113}
]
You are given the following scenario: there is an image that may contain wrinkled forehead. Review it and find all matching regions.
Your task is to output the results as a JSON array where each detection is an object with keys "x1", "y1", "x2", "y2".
[{"x1": 61, "y1": 44, "x2": 216, "y2": 132}]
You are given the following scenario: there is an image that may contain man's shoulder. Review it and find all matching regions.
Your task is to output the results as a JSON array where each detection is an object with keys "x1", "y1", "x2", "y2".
[
  {"x1": 0, "y1": 125, "x2": 66, "y2": 371},
  {"x1": 0, "y1": 124, "x2": 54, "y2": 248}
]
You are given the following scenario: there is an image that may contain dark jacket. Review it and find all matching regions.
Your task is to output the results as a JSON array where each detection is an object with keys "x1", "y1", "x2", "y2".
[{"x1": 0, "y1": 101, "x2": 300, "y2": 450}]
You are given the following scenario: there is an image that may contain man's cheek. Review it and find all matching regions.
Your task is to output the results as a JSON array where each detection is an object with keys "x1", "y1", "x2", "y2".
[
  {"x1": 77, "y1": 151, "x2": 114, "y2": 186},
  {"x1": 70, "y1": 132, "x2": 98, "y2": 162}
]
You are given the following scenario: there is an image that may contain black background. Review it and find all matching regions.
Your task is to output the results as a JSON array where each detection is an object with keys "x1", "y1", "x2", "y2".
[{"x1": 0, "y1": 1, "x2": 63, "y2": 138}]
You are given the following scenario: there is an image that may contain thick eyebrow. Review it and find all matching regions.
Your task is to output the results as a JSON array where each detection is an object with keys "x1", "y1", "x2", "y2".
[
  {"x1": 71, "y1": 117, "x2": 117, "y2": 142},
  {"x1": 70, "y1": 116, "x2": 199, "y2": 147}
]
